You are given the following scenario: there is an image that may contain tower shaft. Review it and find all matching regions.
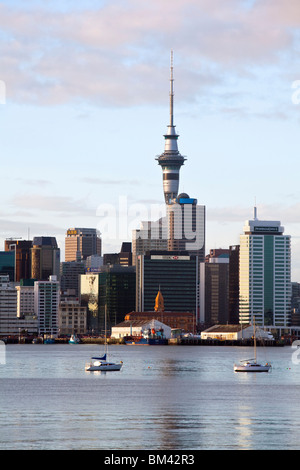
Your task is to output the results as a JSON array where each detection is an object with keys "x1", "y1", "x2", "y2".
[{"x1": 156, "y1": 51, "x2": 186, "y2": 205}]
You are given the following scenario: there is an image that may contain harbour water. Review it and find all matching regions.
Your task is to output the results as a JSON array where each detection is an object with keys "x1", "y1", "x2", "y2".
[{"x1": 0, "y1": 343, "x2": 300, "y2": 450}]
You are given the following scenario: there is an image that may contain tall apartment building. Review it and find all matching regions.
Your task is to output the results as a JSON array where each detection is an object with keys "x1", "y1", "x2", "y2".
[
  {"x1": 167, "y1": 194, "x2": 205, "y2": 262},
  {"x1": 16, "y1": 284, "x2": 35, "y2": 318},
  {"x1": 60, "y1": 261, "x2": 85, "y2": 297},
  {"x1": 34, "y1": 275, "x2": 60, "y2": 337},
  {"x1": 205, "y1": 249, "x2": 229, "y2": 326},
  {"x1": 31, "y1": 237, "x2": 60, "y2": 281},
  {"x1": 228, "y1": 245, "x2": 240, "y2": 324},
  {"x1": 239, "y1": 209, "x2": 291, "y2": 327},
  {"x1": 132, "y1": 219, "x2": 168, "y2": 266},
  {"x1": 65, "y1": 228, "x2": 101, "y2": 262},
  {"x1": 5, "y1": 239, "x2": 32, "y2": 281},
  {"x1": 0, "y1": 275, "x2": 37, "y2": 336},
  {"x1": 0, "y1": 251, "x2": 15, "y2": 281},
  {"x1": 80, "y1": 266, "x2": 135, "y2": 334}
]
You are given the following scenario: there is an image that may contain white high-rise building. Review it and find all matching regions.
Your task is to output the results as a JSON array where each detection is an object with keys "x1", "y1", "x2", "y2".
[
  {"x1": 239, "y1": 208, "x2": 291, "y2": 328},
  {"x1": 34, "y1": 276, "x2": 60, "y2": 337}
]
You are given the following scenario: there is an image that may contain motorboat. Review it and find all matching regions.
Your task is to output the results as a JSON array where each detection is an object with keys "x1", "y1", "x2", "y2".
[
  {"x1": 69, "y1": 334, "x2": 80, "y2": 344},
  {"x1": 85, "y1": 354, "x2": 123, "y2": 372},
  {"x1": 234, "y1": 317, "x2": 271, "y2": 373}
]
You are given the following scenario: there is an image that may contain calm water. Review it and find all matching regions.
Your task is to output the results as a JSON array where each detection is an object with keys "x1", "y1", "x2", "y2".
[{"x1": 0, "y1": 343, "x2": 299, "y2": 450}]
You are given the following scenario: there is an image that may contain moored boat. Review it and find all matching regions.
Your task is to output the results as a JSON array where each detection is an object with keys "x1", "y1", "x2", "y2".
[
  {"x1": 85, "y1": 354, "x2": 123, "y2": 372},
  {"x1": 69, "y1": 334, "x2": 80, "y2": 344},
  {"x1": 234, "y1": 318, "x2": 271, "y2": 373}
]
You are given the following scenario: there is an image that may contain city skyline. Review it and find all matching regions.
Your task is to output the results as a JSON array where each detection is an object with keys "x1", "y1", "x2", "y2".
[{"x1": 0, "y1": 1, "x2": 300, "y2": 279}]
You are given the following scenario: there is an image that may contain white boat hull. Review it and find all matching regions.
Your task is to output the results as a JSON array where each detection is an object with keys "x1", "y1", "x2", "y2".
[
  {"x1": 234, "y1": 362, "x2": 271, "y2": 372},
  {"x1": 85, "y1": 361, "x2": 123, "y2": 372}
]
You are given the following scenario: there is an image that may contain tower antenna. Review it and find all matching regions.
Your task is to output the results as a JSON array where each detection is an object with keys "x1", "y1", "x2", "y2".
[{"x1": 170, "y1": 50, "x2": 174, "y2": 127}]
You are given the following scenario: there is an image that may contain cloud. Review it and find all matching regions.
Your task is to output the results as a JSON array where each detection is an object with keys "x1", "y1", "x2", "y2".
[
  {"x1": 80, "y1": 177, "x2": 140, "y2": 186},
  {"x1": 16, "y1": 178, "x2": 52, "y2": 187},
  {"x1": 207, "y1": 203, "x2": 300, "y2": 225},
  {"x1": 0, "y1": 0, "x2": 298, "y2": 107},
  {"x1": 10, "y1": 193, "x2": 94, "y2": 216}
]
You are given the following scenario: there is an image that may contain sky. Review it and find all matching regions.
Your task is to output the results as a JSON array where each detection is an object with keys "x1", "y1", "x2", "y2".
[{"x1": 0, "y1": 0, "x2": 300, "y2": 278}]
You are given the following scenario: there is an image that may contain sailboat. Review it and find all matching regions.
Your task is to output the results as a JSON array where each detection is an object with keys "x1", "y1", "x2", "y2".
[
  {"x1": 85, "y1": 306, "x2": 123, "y2": 372},
  {"x1": 234, "y1": 318, "x2": 271, "y2": 372}
]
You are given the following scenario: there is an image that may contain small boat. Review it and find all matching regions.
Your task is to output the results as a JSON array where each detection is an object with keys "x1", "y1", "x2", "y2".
[
  {"x1": 44, "y1": 337, "x2": 55, "y2": 344},
  {"x1": 69, "y1": 334, "x2": 80, "y2": 344},
  {"x1": 234, "y1": 318, "x2": 271, "y2": 373},
  {"x1": 85, "y1": 305, "x2": 123, "y2": 372}
]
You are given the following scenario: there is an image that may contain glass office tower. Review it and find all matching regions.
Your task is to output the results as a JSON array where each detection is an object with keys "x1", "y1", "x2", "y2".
[{"x1": 239, "y1": 210, "x2": 291, "y2": 327}]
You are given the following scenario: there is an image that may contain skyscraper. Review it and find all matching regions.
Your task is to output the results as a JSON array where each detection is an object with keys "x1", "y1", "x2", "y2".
[
  {"x1": 167, "y1": 193, "x2": 205, "y2": 262},
  {"x1": 31, "y1": 237, "x2": 60, "y2": 281},
  {"x1": 156, "y1": 51, "x2": 186, "y2": 205},
  {"x1": 239, "y1": 208, "x2": 291, "y2": 327},
  {"x1": 34, "y1": 275, "x2": 60, "y2": 337},
  {"x1": 65, "y1": 228, "x2": 101, "y2": 262},
  {"x1": 5, "y1": 239, "x2": 32, "y2": 281}
]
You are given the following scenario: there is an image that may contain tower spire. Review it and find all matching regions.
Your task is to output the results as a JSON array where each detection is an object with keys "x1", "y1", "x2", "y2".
[
  {"x1": 170, "y1": 49, "x2": 174, "y2": 127},
  {"x1": 156, "y1": 51, "x2": 186, "y2": 205}
]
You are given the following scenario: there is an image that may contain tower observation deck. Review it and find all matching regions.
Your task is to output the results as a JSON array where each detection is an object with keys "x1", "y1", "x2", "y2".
[{"x1": 156, "y1": 51, "x2": 186, "y2": 205}]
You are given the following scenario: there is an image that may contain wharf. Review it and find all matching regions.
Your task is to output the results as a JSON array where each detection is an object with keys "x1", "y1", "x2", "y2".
[{"x1": 172, "y1": 337, "x2": 284, "y2": 347}]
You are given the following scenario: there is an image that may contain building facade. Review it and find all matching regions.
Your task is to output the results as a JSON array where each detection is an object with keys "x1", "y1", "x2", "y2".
[
  {"x1": 5, "y1": 239, "x2": 32, "y2": 282},
  {"x1": 59, "y1": 299, "x2": 87, "y2": 335},
  {"x1": 80, "y1": 266, "x2": 136, "y2": 334},
  {"x1": 167, "y1": 194, "x2": 205, "y2": 262},
  {"x1": 65, "y1": 228, "x2": 101, "y2": 262},
  {"x1": 239, "y1": 210, "x2": 291, "y2": 327},
  {"x1": 31, "y1": 237, "x2": 60, "y2": 281},
  {"x1": 136, "y1": 252, "x2": 199, "y2": 318},
  {"x1": 34, "y1": 275, "x2": 60, "y2": 337}
]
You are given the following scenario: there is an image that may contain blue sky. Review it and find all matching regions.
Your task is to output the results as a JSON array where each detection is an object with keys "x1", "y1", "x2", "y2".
[{"x1": 0, "y1": 0, "x2": 300, "y2": 279}]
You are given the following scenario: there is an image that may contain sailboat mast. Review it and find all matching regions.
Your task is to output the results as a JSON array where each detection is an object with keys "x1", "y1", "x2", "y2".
[
  {"x1": 253, "y1": 316, "x2": 256, "y2": 363},
  {"x1": 105, "y1": 304, "x2": 107, "y2": 355}
]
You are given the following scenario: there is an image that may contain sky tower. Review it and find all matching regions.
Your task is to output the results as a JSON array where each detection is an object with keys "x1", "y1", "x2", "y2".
[{"x1": 156, "y1": 51, "x2": 186, "y2": 205}]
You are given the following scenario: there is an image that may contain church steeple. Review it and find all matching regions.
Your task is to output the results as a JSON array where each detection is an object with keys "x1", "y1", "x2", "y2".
[
  {"x1": 154, "y1": 288, "x2": 165, "y2": 312},
  {"x1": 156, "y1": 51, "x2": 186, "y2": 205}
]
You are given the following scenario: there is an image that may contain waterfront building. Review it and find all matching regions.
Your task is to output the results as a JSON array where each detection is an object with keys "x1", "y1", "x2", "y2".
[
  {"x1": 16, "y1": 283, "x2": 35, "y2": 318},
  {"x1": 34, "y1": 275, "x2": 60, "y2": 337},
  {"x1": 111, "y1": 318, "x2": 172, "y2": 340},
  {"x1": 31, "y1": 237, "x2": 60, "y2": 281},
  {"x1": 0, "y1": 275, "x2": 37, "y2": 337},
  {"x1": 228, "y1": 245, "x2": 240, "y2": 324},
  {"x1": 136, "y1": 251, "x2": 199, "y2": 321},
  {"x1": 200, "y1": 324, "x2": 274, "y2": 341},
  {"x1": 65, "y1": 228, "x2": 101, "y2": 262},
  {"x1": 5, "y1": 239, "x2": 32, "y2": 282},
  {"x1": 59, "y1": 298, "x2": 87, "y2": 336},
  {"x1": 205, "y1": 253, "x2": 229, "y2": 326},
  {"x1": 124, "y1": 311, "x2": 195, "y2": 334},
  {"x1": 239, "y1": 208, "x2": 291, "y2": 327},
  {"x1": 80, "y1": 266, "x2": 136, "y2": 334}
]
